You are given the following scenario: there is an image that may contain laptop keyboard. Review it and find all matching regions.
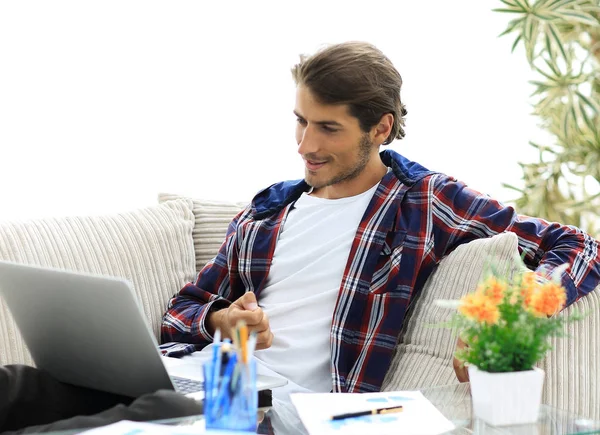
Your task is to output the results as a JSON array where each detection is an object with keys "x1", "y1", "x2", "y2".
[{"x1": 172, "y1": 376, "x2": 204, "y2": 394}]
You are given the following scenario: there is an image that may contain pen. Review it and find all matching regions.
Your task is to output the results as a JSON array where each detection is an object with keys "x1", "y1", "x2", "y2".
[
  {"x1": 247, "y1": 330, "x2": 257, "y2": 356},
  {"x1": 330, "y1": 405, "x2": 403, "y2": 420},
  {"x1": 209, "y1": 329, "x2": 222, "y2": 419},
  {"x1": 216, "y1": 351, "x2": 238, "y2": 416}
]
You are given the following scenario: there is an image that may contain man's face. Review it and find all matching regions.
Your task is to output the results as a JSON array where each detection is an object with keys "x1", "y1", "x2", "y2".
[{"x1": 294, "y1": 85, "x2": 376, "y2": 192}]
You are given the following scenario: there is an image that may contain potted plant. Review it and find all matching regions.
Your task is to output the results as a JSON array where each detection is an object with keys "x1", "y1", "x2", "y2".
[{"x1": 438, "y1": 263, "x2": 582, "y2": 426}]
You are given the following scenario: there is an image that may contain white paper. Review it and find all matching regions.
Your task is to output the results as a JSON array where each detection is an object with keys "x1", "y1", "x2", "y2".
[
  {"x1": 290, "y1": 390, "x2": 455, "y2": 435},
  {"x1": 78, "y1": 420, "x2": 205, "y2": 434},
  {"x1": 78, "y1": 419, "x2": 258, "y2": 434}
]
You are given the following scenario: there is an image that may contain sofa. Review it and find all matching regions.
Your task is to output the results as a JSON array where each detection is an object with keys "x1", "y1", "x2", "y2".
[{"x1": 0, "y1": 193, "x2": 598, "y2": 420}]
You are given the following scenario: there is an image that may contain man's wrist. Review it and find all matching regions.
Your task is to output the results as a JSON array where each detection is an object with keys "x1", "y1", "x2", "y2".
[{"x1": 206, "y1": 307, "x2": 226, "y2": 338}]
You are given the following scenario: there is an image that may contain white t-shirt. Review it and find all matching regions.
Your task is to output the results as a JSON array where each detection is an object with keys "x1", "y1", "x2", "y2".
[{"x1": 253, "y1": 182, "x2": 379, "y2": 393}]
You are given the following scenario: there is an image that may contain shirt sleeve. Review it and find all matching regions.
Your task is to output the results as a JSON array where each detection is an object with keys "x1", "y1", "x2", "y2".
[
  {"x1": 160, "y1": 207, "x2": 249, "y2": 345},
  {"x1": 429, "y1": 174, "x2": 600, "y2": 306}
]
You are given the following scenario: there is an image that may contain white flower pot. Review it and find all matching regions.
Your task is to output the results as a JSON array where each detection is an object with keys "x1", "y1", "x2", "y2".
[{"x1": 468, "y1": 365, "x2": 545, "y2": 426}]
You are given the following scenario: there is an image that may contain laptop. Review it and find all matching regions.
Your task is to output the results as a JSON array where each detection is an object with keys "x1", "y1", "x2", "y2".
[{"x1": 0, "y1": 260, "x2": 286, "y2": 399}]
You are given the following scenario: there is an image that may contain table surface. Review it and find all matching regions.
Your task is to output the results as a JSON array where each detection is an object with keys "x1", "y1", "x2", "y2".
[
  {"x1": 35, "y1": 382, "x2": 600, "y2": 434},
  {"x1": 420, "y1": 383, "x2": 600, "y2": 435},
  {"x1": 159, "y1": 383, "x2": 600, "y2": 435}
]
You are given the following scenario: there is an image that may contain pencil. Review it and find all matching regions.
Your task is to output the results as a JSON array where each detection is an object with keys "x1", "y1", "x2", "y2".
[{"x1": 237, "y1": 320, "x2": 249, "y2": 364}]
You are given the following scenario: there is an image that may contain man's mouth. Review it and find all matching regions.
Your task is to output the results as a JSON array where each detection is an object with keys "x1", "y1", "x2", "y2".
[{"x1": 305, "y1": 160, "x2": 327, "y2": 171}]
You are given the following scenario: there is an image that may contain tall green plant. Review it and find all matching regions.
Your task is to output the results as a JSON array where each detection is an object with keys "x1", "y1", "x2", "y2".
[{"x1": 494, "y1": 0, "x2": 600, "y2": 236}]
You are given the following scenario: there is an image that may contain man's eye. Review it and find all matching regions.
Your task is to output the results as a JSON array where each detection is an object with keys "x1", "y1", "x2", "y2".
[
  {"x1": 321, "y1": 125, "x2": 337, "y2": 133},
  {"x1": 296, "y1": 118, "x2": 307, "y2": 125}
]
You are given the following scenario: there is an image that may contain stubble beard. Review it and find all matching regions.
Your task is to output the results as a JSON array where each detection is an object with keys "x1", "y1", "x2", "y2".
[{"x1": 306, "y1": 134, "x2": 373, "y2": 190}]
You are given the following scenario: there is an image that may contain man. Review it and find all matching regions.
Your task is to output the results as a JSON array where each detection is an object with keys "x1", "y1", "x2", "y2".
[{"x1": 162, "y1": 42, "x2": 600, "y2": 398}]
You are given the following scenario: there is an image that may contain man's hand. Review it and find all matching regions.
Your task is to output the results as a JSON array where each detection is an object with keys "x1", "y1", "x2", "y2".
[
  {"x1": 453, "y1": 337, "x2": 470, "y2": 383},
  {"x1": 208, "y1": 292, "x2": 273, "y2": 350}
]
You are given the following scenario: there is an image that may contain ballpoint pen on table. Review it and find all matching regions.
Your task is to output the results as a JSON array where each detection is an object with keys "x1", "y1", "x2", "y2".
[{"x1": 330, "y1": 405, "x2": 403, "y2": 421}]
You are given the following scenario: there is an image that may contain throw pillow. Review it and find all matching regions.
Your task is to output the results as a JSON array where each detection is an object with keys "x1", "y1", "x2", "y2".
[
  {"x1": 381, "y1": 231, "x2": 600, "y2": 420},
  {"x1": 0, "y1": 199, "x2": 196, "y2": 366},
  {"x1": 158, "y1": 193, "x2": 247, "y2": 272},
  {"x1": 381, "y1": 232, "x2": 522, "y2": 391}
]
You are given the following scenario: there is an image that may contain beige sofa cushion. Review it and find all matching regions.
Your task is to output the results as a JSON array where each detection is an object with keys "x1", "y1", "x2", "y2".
[
  {"x1": 543, "y1": 287, "x2": 600, "y2": 420},
  {"x1": 158, "y1": 193, "x2": 247, "y2": 272},
  {"x1": 381, "y1": 232, "x2": 522, "y2": 391},
  {"x1": 0, "y1": 199, "x2": 196, "y2": 366},
  {"x1": 381, "y1": 231, "x2": 600, "y2": 420}
]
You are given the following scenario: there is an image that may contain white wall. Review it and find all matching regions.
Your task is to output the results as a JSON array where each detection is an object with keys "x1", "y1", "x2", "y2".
[{"x1": 0, "y1": 0, "x2": 539, "y2": 221}]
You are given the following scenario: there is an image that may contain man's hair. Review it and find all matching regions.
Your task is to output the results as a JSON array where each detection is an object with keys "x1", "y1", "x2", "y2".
[{"x1": 291, "y1": 41, "x2": 408, "y2": 145}]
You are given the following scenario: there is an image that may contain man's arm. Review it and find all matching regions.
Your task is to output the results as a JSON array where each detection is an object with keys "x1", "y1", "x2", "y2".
[
  {"x1": 161, "y1": 206, "x2": 273, "y2": 349},
  {"x1": 160, "y1": 208, "x2": 247, "y2": 345},
  {"x1": 430, "y1": 174, "x2": 600, "y2": 305},
  {"x1": 427, "y1": 175, "x2": 600, "y2": 383}
]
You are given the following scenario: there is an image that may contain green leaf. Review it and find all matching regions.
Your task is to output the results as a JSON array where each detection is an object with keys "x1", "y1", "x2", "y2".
[
  {"x1": 544, "y1": 32, "x2": 557, "y2": 62},
  {"x1": 524, "y1": 13, "x2": 534, "y2": 40},
  {"x1": 543, "y1": 57, "x2": 562, "y2": 77},
  {"x1": 513, "y1": 0, "x2": 530, "y2": 11},
  {"x1": 529, "y1": 141, "x2": 548, "y2": 150},
  {"x1": 534, "y1": 64, "x2": 559, "y2": 81},
  {"x1": 579, "y1": 4, "x2": 600, "y2": 14},
  {"x1": 546, "y1": 22, "x2": 568, "y2": 61},
  {"x1": 494, "y1": 8, "x2": 526, "y2": 13},
  {"x1": 523, "y1": 14, "x2": 539, "y2": 62},
  {"x1": 499, "y1": 16, "x2": 526, "y2": 37},
  {"x1": 529, "y1": 79, "x2": 549, "y2": 87},
  {"x1": 546, "y1": 0, "x2": 578, "y2": 10},
  {"x1": 562, "y1": 106, "x2": 571, "y2": 138},
  {"x1": 511, "y1": 33, "x2": 524, "y2": 52},
  {"x1": 578, "y1": 102, "x2": 596, "y2": 132},
  {"x1": 555, "y1": 10, "x2": 599, "y2": 26},
  {"x1": 499, "y1": 0, "x2": 524, "y2": 8},
  {"x1": 502, "y1": 183, "x2": 526, "y2": 193},
  {"x1": 571, "y1": 102, "x2": 583, "y2": 133},
  {"x1": 529, "y1": 81, "x2": 550, "y2": 96},
  {"x1": 532, "y1": 9, "x2": 557, "y2": 20},
  {"x1": 539, "y1": 12, "x2": 560, "y2": 21},
  {"x1": 576, "y1": 91, "x2": 600, "y2": 114}
]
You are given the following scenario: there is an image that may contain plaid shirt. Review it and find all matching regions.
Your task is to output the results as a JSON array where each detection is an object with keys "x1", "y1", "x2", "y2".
[{"x1": 162, "y1": 149, "x2": 600, "y2": 393}]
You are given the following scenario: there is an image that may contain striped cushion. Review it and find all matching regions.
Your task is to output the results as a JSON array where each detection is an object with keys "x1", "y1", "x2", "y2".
[
  {"x1": 542, "y1": 288, "x2": 600, "y2": 420},
  {"x1": 0, "y1": 199, "x2": 196, "y2": 366},
  {"x1": 158, "y1": 193, "x2": 247, "y2": 272},
  {"x1": 381, "y1": 232, "x2": 600, "y2": 420},
  {"x1": 381, "y1": 233, "x2": 522, "y2": 391}
]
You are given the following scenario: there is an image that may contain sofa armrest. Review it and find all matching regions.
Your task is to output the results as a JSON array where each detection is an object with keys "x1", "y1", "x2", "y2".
[{"x1": 539, "y1": 284, "x2": 600, "y2": 420}]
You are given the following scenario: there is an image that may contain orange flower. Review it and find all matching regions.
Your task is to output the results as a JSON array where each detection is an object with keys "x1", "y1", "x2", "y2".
[
  {"x1": 458, "y1": 291, "x2": 500, "y2": 324},
  {"x1": 479, "y1": 276, "x2": 508, "y2": 305},
  {"x1": 519, "y1": 272, "x2": 538, "y2": 307},
  {"x1": 528, "y1": 281, "x2": 567, "y2": 317}
]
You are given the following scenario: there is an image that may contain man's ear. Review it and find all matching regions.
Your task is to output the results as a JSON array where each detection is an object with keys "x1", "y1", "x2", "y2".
[{"x1": 372, "y1": 113, "x2": 394, "y2": 145}]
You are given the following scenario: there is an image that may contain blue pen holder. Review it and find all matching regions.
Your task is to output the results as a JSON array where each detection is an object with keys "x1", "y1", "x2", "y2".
[{"x1": 203, "y1": 357, "x2": 257, "y2": 433}]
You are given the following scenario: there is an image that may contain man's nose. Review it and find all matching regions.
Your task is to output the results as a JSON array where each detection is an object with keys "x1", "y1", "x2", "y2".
[{"x1": 297, "y1": 126, "x2": 319, "y2": 156}]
